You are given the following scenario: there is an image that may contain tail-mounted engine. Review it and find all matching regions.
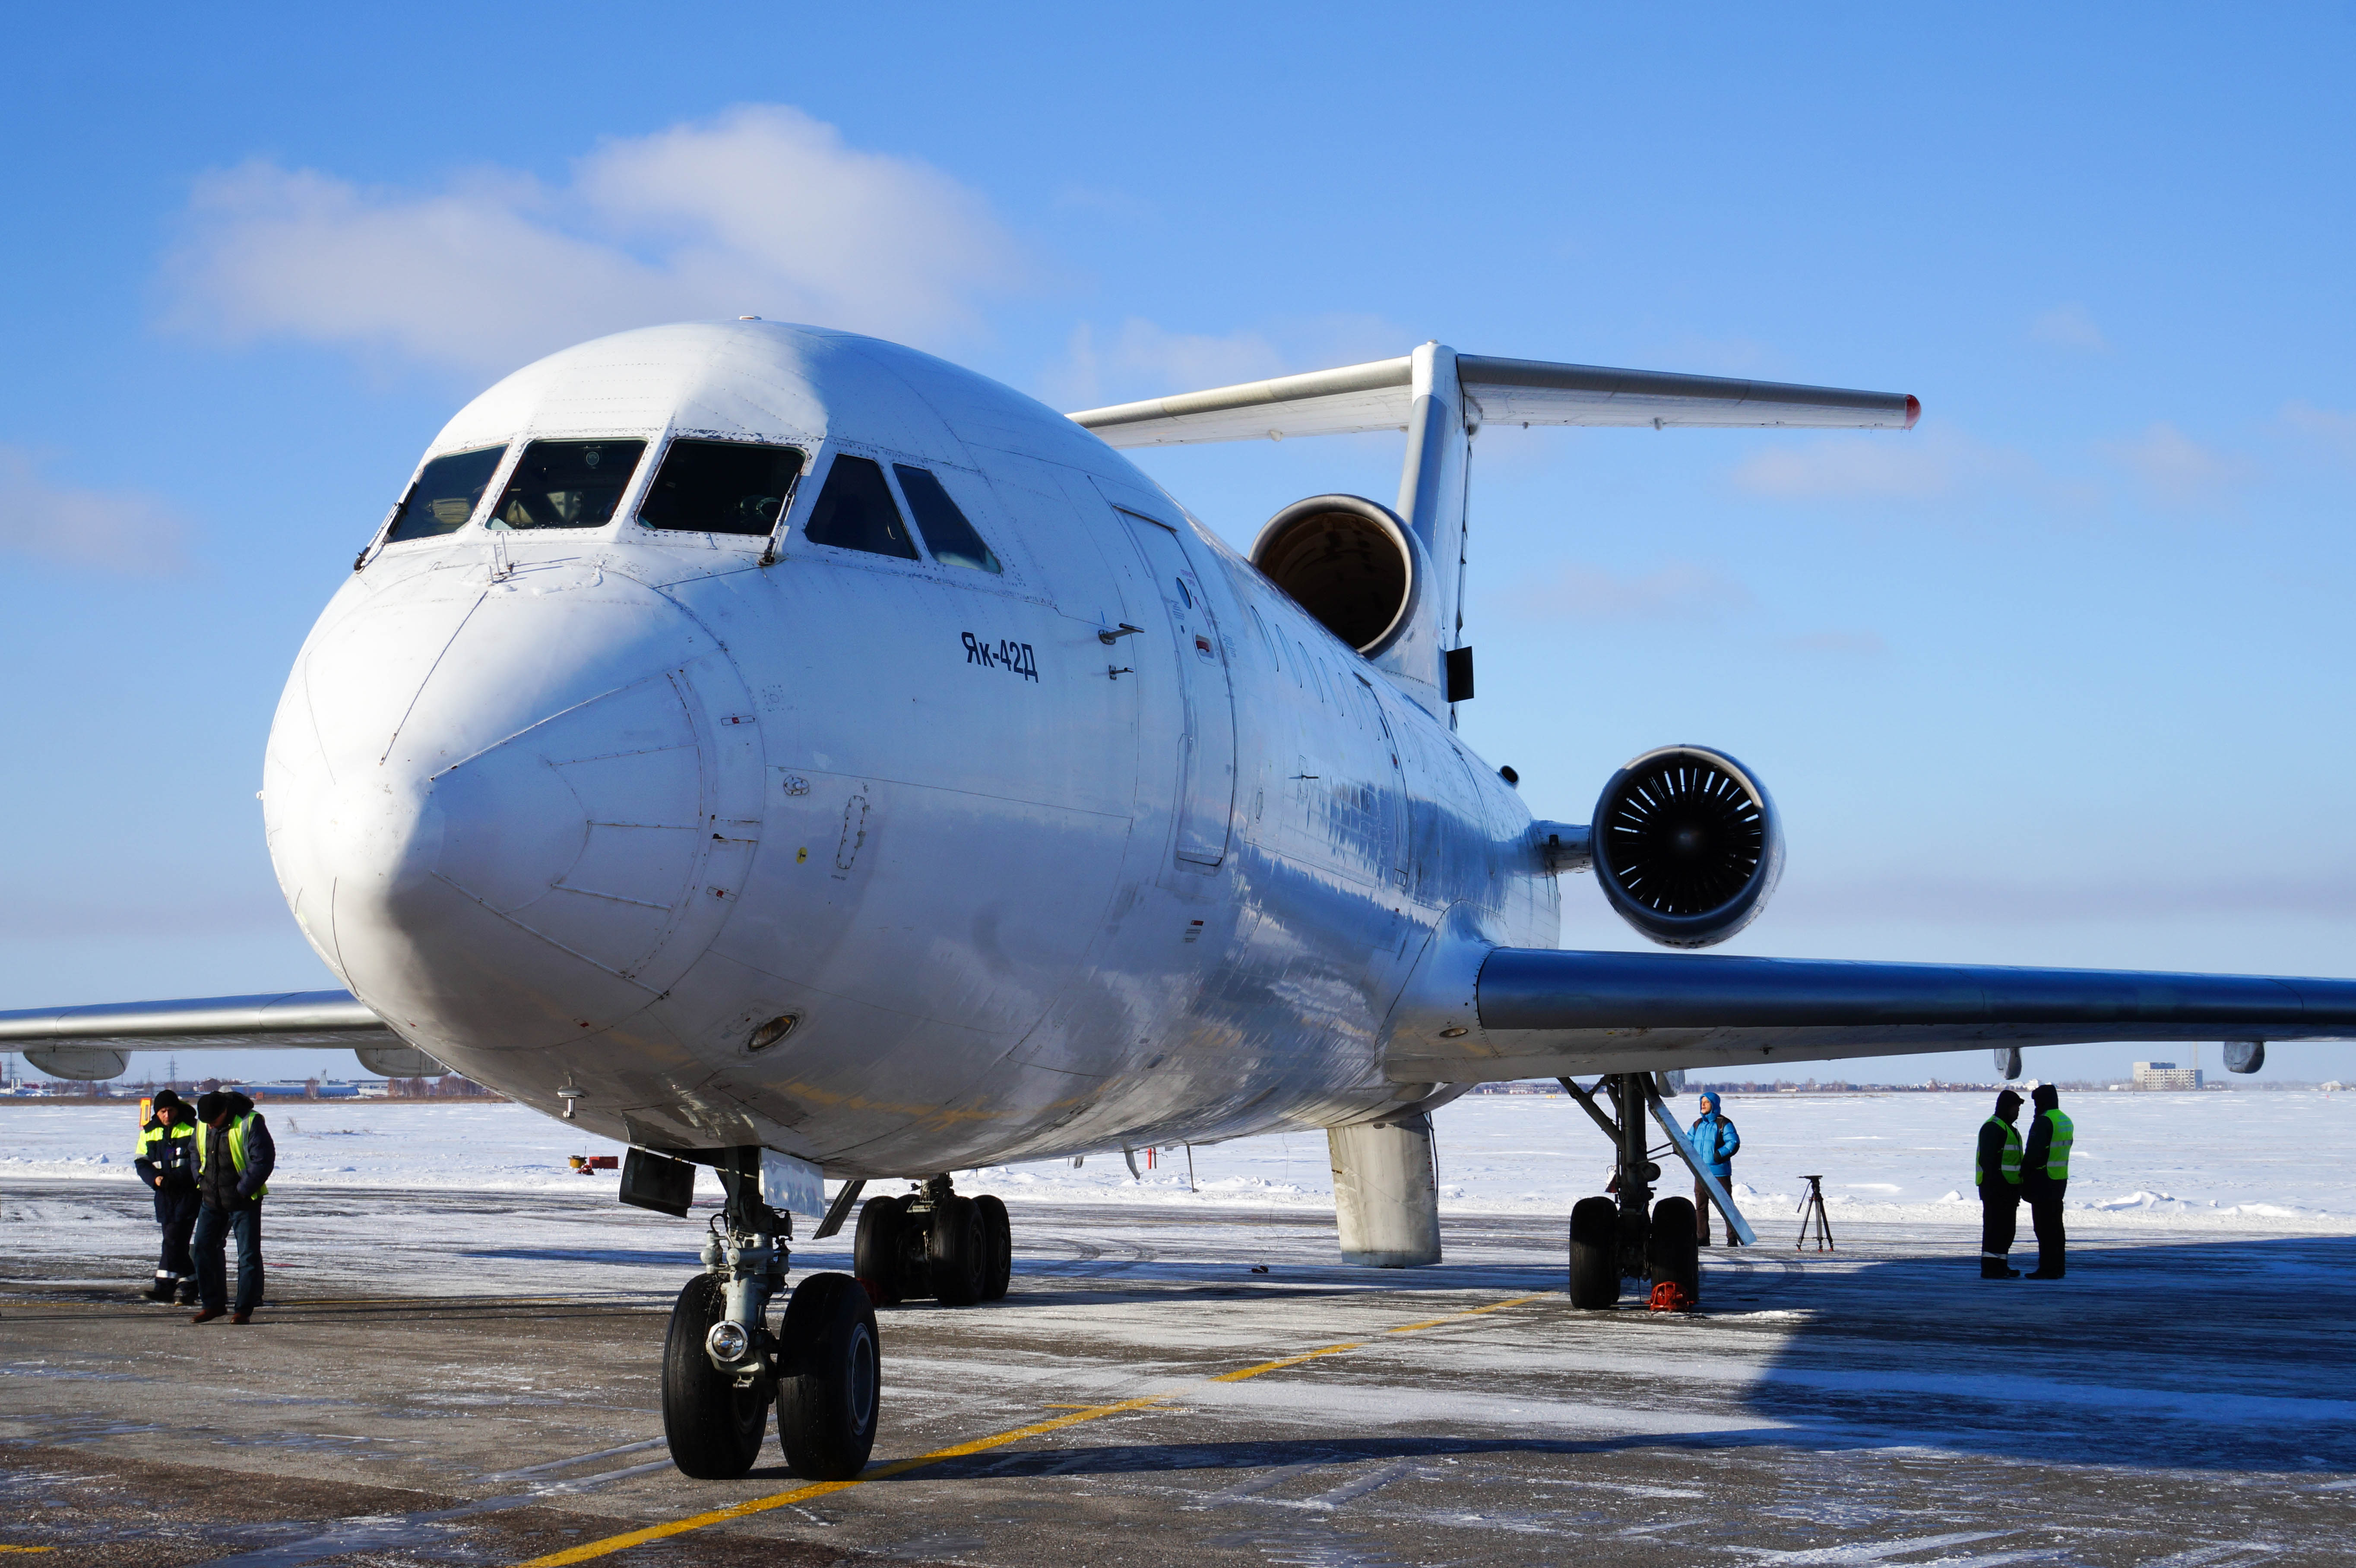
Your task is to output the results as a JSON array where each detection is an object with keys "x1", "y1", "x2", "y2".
[
  {"x1": 1535, "y1": 745, "x2": 1783, "y2": 949},
  {"x1": 1251, "y1": 495, "x2": 1425, "y2": 659}
]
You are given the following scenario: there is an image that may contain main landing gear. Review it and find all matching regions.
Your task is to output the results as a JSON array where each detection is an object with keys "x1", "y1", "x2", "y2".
[
  {"x1": 852, "y1": 1174, "x2": 1012, "y2": 1306},
  {"x1": 1561, "y1": 1073, "x2": 1701, "y2": 1310},
  {"x1": 659, "y1": 1157, "x2": 879, "y2": 1481}
]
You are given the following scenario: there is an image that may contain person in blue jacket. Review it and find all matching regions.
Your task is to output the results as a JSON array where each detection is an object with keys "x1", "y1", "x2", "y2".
[{"x1": 1688, "y1": 1091, "x2": 1742, "y2": 1246}]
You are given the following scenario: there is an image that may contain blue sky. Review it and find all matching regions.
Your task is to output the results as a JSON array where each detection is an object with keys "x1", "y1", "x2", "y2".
[{"x1": 3, "y1": 6, "x2": 2353, "y2": 1087}]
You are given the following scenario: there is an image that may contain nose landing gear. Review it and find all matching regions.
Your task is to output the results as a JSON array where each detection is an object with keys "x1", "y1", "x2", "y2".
[
  {"x1": 852, "y1": 1175, "x2": 1012, "y2": 1306},
  {"x1": 657, "y1": 1154, "x2": 880, "y2": 1481}
]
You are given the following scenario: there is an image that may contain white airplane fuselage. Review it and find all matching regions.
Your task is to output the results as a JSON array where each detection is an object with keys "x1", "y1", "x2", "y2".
[{"x1": 263, "y1": 323, "x2": 1554, "y2": 1174}]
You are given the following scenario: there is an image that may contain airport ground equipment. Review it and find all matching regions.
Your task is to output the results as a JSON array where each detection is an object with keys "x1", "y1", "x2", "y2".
[
  {"x1": 16, "y1": 323, "x2": 2356, "y2": 1469},
  {"x1": 1797, "y1": 1176, "x2": 1837, "y2": 1252}
]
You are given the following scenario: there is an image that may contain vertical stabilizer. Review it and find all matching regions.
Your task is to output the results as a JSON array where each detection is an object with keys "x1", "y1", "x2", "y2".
[{"x1": 1390, "y1": 343, "x2": 1471, "y2": 722}]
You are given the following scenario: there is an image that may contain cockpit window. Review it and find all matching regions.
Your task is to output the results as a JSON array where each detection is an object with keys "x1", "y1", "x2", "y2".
[
  {"x1": 801, "y1": 455, "x2": 918, "y2": 560},
  {"x1": 893, "y1": 465, "x2": 1002, "y2": 573},
  {"x1": 638, "y1": 440, "x2": 805, "y2": 536},
  {"x1": 487, "y1": 440, "x2": 646, "y2": 531},
  {"x1": 386, "y1": 446, "x2": 506, "y2": 542}
]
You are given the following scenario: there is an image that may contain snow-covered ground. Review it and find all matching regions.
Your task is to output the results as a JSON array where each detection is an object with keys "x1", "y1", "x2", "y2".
[{"x1": 5, "y1": 1087, "x2": 2350, "y2": 1235}]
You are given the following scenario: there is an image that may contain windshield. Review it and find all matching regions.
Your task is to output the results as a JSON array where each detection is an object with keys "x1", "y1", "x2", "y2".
[
  {"x1": 802, "y1": 454, "x2": 919, "y2": 559},
  {"x1": 894, "y1": 465, "x2": 1001, "y2": 572},
  {"x1": 386, "y1": 446, "x2": 506, "y2": 542},
  {"x1": 639, "y1": 440, "x2": 804, "y2": 536},
  {"x1": 488, "y1": 440, "x2": 646, "y2": 531}
]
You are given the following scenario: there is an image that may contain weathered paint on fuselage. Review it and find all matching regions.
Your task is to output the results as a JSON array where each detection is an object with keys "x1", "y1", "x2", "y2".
[{"x1": 262, "y1": 323, "x2": 1555, "y2": 1175}]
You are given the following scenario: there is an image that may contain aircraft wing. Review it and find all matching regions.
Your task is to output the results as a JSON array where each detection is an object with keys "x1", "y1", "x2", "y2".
[
  {"x1": 1067, "y1": 353, "x2": 1917, "y2": 447},
  {"x1": 0, "y1": 990, "x2": 431, "y2": 1080},
  {"x1": 1388, "y1": 948, "x2": 2356, "y2": 1084}
]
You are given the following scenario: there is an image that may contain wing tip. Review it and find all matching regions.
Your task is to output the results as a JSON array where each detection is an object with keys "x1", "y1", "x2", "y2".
[{"x1": 1904, "y1": 394, "x2": 1922, "y2": 430}]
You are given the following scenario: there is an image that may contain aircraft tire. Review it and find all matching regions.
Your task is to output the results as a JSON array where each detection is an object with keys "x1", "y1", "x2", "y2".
[
  {"x1": 1568, "y1": 1196, "x2": 1620, "y2": 1309},
  {"x1": 660, "y1": 1274, "x2": 770, "y2": 1479},
  {"x1": 776, "y1": 1272, "x2": 881, "y2": 1481},
  {"x1": 928, "y1": 1194, "x2": 989, "y2": 1306},
  {"x1": 853, "y1": 1194, "x2": 907, "y2": 1305},
  {"x1": 975, "y1": 1194, "x2": 1012, "y2": 1301},
  {"x1": 1648, "y1": 1197, "x2": 1700, "y2": 1302}
]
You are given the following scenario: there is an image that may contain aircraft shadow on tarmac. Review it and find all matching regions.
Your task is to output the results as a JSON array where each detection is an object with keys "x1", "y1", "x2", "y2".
[
  {"x1": 837, "y1": 1234, "x2": 2356, "y2": 1485},
  {"x1": 1724, "y1": 1232, "x2": 2356, "y2": 1474}
]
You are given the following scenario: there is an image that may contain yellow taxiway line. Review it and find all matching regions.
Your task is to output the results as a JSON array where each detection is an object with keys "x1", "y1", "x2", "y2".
[{"x1": 514, "y1": 1291, "x2": 1548, "y2": 1568}]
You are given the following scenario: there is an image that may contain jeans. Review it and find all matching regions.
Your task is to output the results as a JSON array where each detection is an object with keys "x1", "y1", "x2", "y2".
[
  {"x1": 1694, "y1": 1165, "x2": 1740, "y2": 1243},
  {"x1": 193, "y1": 1202, "x2": 263, "y2": 1314}
]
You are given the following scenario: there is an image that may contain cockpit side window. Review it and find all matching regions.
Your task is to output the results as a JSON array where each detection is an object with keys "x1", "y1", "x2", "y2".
[
  {"x1": 638, "y1": 440, "x2": 805, "y2": 536},
  {"x1": 487, "y1": 440, "x2": 647, "y2": 531},
  {"x1": 893, "y1": 465, "x2": 1002, "y2": 573},
  {"x1": 386, "y1": 446, "x2": 506, "y2": 543},
  {"x1": 801, "y1": 454, "x2": 919, "y2": 560}
]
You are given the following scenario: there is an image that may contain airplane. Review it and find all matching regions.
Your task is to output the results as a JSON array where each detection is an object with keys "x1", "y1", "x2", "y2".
[{"x1": 7, "y1": 320, "x2": 2355, "y2": 1483}]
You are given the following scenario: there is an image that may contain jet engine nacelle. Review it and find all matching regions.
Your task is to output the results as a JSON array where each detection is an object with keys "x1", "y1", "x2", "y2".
[
  {"x1": 1535, "y1": 745, "x2": 1784, "y2": 949},
  {"x1": 1251, "y1": 495, "x2": 1425, "y2": 659}
]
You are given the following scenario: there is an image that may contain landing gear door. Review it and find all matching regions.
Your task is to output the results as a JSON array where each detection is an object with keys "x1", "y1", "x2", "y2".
[{"x1": 1117, "y1": 510, "x2": 1238, "y2": 868}]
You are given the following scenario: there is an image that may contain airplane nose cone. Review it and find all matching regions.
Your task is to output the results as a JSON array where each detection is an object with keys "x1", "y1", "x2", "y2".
[{"x1": 265, "y1": 554, "x2": 764, "y2": 1050}]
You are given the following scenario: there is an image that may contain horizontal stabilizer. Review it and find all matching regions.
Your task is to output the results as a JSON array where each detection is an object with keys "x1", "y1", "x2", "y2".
[
  {"x1": 1388, "y1": 948, "x2": 2356, "y2": 1084},
  {"x1": 1067, "y1": 352, "x2": 1917, "y2": 448}
]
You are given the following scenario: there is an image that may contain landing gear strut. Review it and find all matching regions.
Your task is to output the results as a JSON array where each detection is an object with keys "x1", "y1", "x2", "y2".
[
  {"x1": 658, "y1": 1149, "x2": 879, "y2": 1481},
  {"x1": 852, "y1": 1174, "x2": 1012, "y2": 1306},
  {"x1": 1561, "y1": 1074, "x2": 1700, "y2": 1309}
]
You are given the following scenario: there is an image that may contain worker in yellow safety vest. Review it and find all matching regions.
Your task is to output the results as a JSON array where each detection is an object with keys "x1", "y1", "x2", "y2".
[
  {"x1": 133, "y1": 1089, "x2": 202, "y2": 1304},
  {"x1": 1973, "y1": 1088, "x2": 2024, "y2": 1279},
  {"x1": 2020, "y1": 1084, "x2": 2074, "y2": 1279},
  {"x1": 190, "y1": 1090, "x2": 275, "y2": 1325}
]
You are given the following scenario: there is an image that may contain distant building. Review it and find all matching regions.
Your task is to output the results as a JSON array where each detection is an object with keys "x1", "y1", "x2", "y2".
[{"x1": 2133, "y1": 1061, "x2": 2204, "y2": 1091}]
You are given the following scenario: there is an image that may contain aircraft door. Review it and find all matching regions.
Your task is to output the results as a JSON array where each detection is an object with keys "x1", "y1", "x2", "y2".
[{"x1": 1118, "y1": 511, "x2": 1238, "y2": 868}]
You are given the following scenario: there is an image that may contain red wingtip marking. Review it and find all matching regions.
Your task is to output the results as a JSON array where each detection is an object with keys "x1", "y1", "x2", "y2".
[{"x1": 1903, "y1": 394, "x2": 1921, "y2": 430}]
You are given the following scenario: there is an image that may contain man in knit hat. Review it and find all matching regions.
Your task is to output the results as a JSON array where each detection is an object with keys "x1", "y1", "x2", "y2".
[
  {"x1": 1974, "y1": 1088, "x2": 2024, "y2": 1278},
  {"x1": 133, "y1": 1089, "x2": 201, "y2": 1304}
]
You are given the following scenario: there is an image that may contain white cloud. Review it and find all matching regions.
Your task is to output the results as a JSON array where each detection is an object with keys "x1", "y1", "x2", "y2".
[
  {"x1": 1048, "y1": 314, "x2": 1412, "y2": 411},
  {"x1": 1729, "y1": 426, "x2": 2028, "y2": 502},
  {"x1": 2030, "y1": 303, "x2": 2108, "y2": 351},
  {"x1": 2098, "y1": 421, "x2": 2254, "y2": 506},
  {"x1": 2283, "y1": 400, "x2": 2356, "y2": 463},
  {"x1": 1504, "y1": 561, "x2": 1752, "y2": 623},
  {"x1": 1727, "y1": 426, "x2": 2109, "y2": 522},
  {"x1": 165, "y1": 106, "x2": 1021, "y2": 376},
  {"x1": 0, "y1": 447, "x2": 189, "y2": 573}
]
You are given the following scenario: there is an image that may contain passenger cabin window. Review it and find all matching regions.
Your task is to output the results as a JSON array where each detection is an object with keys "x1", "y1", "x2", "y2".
[
  {"x1": 802, "y1": 454, "x2": 918, "y2": 559},
  {"x1": 386, "y1": 446, "x2": 506, "y2": 542},
  {"x1": 488, "y1": 440, "x2": 646, "y2": 531},
  {"x1": 638, "y1": 440, "x2": 805, "y2": 536},
  {"x1": 893, "y1": 465, "x2": 1001, "y2": 572}
]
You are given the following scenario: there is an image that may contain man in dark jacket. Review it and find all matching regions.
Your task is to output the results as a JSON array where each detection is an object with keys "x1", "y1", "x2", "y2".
[
  {"x1": 134, "y1": 1090, "x2": 202, "y2": 1304},
  {"x1": 1974, "y1": 1089, "x2": 2024, "y2": 1279},
  {"x1": 2020, "y1": 1083, "x2": 2074, "y2": 1280},
  {"x1": 190, "y1": 1090, "x2": 275, "y2": 1325},
  {"x1": 1687, "y1": 1091, "x2": 1743, "y2": 1245}
]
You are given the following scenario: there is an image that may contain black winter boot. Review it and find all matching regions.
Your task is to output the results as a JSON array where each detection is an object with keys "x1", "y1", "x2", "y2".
[{"x1": 145, "y1": 1276, "x2": 175, "y2": 1302}]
